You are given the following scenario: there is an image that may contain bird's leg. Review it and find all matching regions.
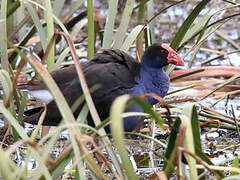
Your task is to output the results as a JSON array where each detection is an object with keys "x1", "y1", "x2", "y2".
[
  {"x1": 133, "y1": 116, "x2": 145, "y2": 132},
  {"x1": 41, "y1": 126, "x2": 51, "y2": 137}
]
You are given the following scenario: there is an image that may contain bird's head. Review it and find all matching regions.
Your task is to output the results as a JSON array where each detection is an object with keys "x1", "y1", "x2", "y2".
[{"x1": 141, "y1": 43, "x2": 184, "y2": 68}]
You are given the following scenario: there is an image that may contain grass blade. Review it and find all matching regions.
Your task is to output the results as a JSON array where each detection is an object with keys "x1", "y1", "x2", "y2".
[
  {"x1": 113, "y1": 0, "x2": 136, "y2": 49},
  {"x1": 7, "y1": 1, "x2": 20, "y2": 18},
  {"x1": 147, "y1": 0, "x2": 156, "y2": 43},
  {"x1": 44, "y1": 0, "x2": 55, "y2": 71},
  {"x1": 120, "y1": 25, "x2": 144, "y2": 52},
  {"x1": 136, "y1": 1, "x2": 145, "y2": 57},
  {"x1": 164, "y1": 118, "x2": 181, "y2": 177},
  {"x1": 132, "y1": 96, "x2": 164, "y2": 126},
  {"x1": 102, "y1": 0, "x2": 119, "y2": 49},
  {"x1": 0, "y1": 0, "x2": 8, "y2": 71},
  {"x1": 170, "y1": 0, "x2": 211, "y2": 50},
  {"x1": 181, "y1": 105, "x2": 198, "y2": 180},
  {"x1": 25, "y1": 2, "x2": 48, "y2": 51},
  {"x1": 53, "y1": 0, "x2": 66, "y2": 17},
  {"x1": 110, "y1": 95, "x2": 139, "y2": 179},
  {"x1": 27, "y1": 0, "x2": 69, "y2": 34},
  {"x1": 181, "y1": 1, "x2": 217, "y2": 46},
  {"x1": 87, "y1": 0, "x2": 95, "y2": 59},
  {"x1": 166, "y1": 0, "x2": 211, "y2": 75},
  {"x1": 0, "y1": 70, "x2": 12, "y2": 98},
  {"x1": 0, "y1": 149, "x2": 16, "y2": 180},
  {"x1": 164, "y1": 117, "x2": 181, "y2": 162}
]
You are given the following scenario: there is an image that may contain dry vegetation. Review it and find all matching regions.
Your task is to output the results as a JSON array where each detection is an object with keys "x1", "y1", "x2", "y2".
[{"x1": 0, "y1": 0, "x2": 240, "y2": 179}]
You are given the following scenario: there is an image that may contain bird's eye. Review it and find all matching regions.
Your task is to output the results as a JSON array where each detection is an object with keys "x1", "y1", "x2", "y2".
[{"x1": 160, "y1": 50, "x2": 165, "y2": 53}]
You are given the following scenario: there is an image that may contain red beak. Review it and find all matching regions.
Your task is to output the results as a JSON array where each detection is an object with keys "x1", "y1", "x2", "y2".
[{"x1": 161, "y1": 44, "x2": 184, "y2": 66}]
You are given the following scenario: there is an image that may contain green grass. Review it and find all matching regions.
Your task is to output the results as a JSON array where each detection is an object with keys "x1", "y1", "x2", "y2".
[{"x1": 0, "y1": 0, "x2": 239, "y2": 179}]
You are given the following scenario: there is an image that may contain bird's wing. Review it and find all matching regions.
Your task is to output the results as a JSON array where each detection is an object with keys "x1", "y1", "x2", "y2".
[{"x1": 24, "y1": 49, "x2": 141, "y2": 125}]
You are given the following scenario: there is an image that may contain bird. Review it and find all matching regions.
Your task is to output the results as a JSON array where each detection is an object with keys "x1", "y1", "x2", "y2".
[{"x1": 21, "y1": 43, "x2": 184, "y2": 132}]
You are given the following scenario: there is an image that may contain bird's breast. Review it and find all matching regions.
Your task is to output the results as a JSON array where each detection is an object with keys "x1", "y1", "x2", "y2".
[{"x1": 132, "y1": 68, "x2": 170, "y2": 105}]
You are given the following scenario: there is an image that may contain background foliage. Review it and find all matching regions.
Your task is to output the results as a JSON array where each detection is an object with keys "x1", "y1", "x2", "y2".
[{"x1": 0, "y1": 0, "x2": 240, "y2": 179}]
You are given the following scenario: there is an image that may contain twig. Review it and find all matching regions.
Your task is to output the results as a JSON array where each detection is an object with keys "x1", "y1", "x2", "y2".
[
  {"x1": 224, "y1": 95, "x2": 230, "y2": 114},
  {"x1": 178, "y1": 147, "x2": 221, "y2": 180},
  {"x1": 0, "y1": 125, "x2": 11, "y2": 148},
  {"x1": 196, "y1": 164, "x2": 240, "y2": 173},
  {"x1": 231, "y1": 105, "x2": 240, "y2": 142}
]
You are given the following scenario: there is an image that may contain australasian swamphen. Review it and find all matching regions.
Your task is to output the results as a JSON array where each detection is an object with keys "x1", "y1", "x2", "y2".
[{"x1": 22, "y1": 43, "x2": 184, "y2": 132}]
